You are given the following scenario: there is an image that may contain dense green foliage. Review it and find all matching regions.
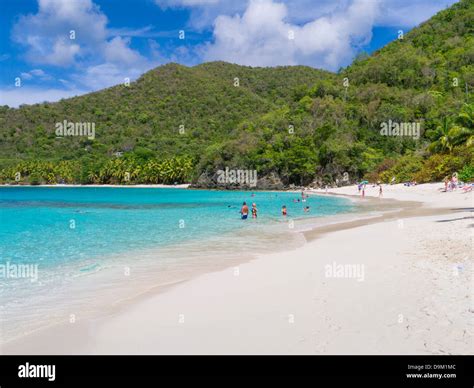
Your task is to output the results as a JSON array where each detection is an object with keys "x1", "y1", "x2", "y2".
[
  {"x1": 0, "y1": 156, "x2": 193, "y2": 185},
  {"x1": 1, "y1": 0, "x2": 473, "y2": 186}
]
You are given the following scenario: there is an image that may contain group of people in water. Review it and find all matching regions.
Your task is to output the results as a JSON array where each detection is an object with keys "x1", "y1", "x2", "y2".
[
  {"x1": 239, "y1": 202, "x2": 257, "y2": 219},
  {"x1": 239, "y1": 191, "x2": 310, "y2": 220}
]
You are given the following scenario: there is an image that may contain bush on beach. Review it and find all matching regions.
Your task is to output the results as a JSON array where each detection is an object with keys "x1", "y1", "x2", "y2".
[{"x1": 368, "y1": 146, "x2": 474, "y2": 184}]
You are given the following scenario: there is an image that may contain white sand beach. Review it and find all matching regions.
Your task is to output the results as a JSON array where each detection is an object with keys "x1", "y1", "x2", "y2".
[
  {"x1": 313, "y1": 182, "x2": 473, "y2": 209},
  {"x1": 2, "y1": 183, "x2": 472, "y2": 355}
]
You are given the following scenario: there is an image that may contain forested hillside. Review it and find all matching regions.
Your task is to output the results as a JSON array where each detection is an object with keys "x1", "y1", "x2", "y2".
[{"x1": 0, "y1": 0, "x2": 472, "y2": 186}]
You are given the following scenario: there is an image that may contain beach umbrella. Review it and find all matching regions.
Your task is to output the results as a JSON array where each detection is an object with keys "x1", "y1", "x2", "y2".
[{"x1": 360, "y1": 180, "x2": 368, "y2": 185}]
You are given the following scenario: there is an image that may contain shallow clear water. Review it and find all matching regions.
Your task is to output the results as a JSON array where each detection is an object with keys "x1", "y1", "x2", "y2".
[{"x1": 0, "y1": 187, "x2": 354, "y2": 341}]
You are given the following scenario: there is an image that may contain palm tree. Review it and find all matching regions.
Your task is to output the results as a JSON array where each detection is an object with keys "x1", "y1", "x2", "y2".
[
  {"x1": 452, "y1": 103, "x2": 474, "y2": 147},
  {"x1": 87, "y1": 171, "x2": 99, "y2": 184},
  {"x1": 145, "y1": 160, "x2": 162, "y2": 183},
  {"x1": 428, "y1": 118, "x2": 457, "y2": 153}
]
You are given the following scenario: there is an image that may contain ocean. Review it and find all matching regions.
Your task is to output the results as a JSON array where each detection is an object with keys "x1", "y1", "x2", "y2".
[{"x1": 0, "y1": 187, "x2": 355, "y2": 341}]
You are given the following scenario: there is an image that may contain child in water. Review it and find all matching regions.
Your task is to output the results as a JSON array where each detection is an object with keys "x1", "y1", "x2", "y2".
[{"x1": 251, "y1": 203, "x2": 258, "y2": 218}]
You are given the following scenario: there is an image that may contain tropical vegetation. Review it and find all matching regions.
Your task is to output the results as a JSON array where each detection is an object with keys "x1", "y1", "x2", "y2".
[{"x1": 0, "y1": 0, "x2": 472, "y2": 186}]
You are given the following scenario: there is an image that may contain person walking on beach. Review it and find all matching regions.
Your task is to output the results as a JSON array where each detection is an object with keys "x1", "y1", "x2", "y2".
[
  {"x1": 379, "y1": 185, "x2": 383, "y2": 198},
  {"x1": 240, "y1": 202, "x2": 249, "y2": 220},
  {"x1": 282, "y1": 205, "x2": 287, "y2": 216},
  {"x1": 362, "y1": 185, "x2": 365, "y2": 198},
  {"x1": 251, "y1": 203, "x2": 258, "y2": 219}
]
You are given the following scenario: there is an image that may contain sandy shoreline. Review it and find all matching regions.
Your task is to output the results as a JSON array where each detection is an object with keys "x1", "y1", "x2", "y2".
[{"x1": 1, "y1": 183, "x2": 472, "y2": 354}]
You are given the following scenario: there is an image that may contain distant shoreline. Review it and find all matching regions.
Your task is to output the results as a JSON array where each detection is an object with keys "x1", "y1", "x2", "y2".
[{"x1": 0, "y1": 183, "x2": 309, "y2": 191}]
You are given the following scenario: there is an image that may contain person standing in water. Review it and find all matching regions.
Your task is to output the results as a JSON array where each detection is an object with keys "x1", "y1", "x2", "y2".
[
  {"x1": 251, "y1": 203, "x2": 258, "y2": 218},
  {"x1": 240, "y1": 202, "x2": 249, "y2": 220},
  {"x1": 282, "y1": 205, "x2": 287, "y2": 216}
]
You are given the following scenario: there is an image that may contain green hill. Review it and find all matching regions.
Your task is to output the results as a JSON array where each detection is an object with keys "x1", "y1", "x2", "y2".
[
  {"x1": 0, "y1": 0, "x2": 472, "y2": 186},
  {"x1": 0, "y1": 63, "x2": 328, "y2": 160}
]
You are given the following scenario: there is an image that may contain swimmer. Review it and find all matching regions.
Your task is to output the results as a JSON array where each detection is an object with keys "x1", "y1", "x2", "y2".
[
  {"x1": 251, "y1": 203, "x2": 258, "y2": 218},
  {"x1": 240, "y1": 202, "x2": 249, "y2": 219}
]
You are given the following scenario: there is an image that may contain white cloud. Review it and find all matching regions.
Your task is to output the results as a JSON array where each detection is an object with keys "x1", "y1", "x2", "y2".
[
  {"x1": 30, "y1": 69, "x2": 46, "y2": 77},
  {"x1": 155, "y1": 0, "x2": 458, "y2": 30},
  {"x1": 155, "y1": 0, "x2": 219, "y2": 9},
  {"x1": 104, "y1": 37, "x2": 146, "y2": 66},
  {"x1": 20, "y1": 73, "x2": 33, "y2": 80},
  {"x1": 46, "y1": 39, "x2": 81, "y2": 66},
  {"x1": 108, "y1": 26, "x2": 154, "y2": 38},
  {"x1": 12, "y1": 0, "x2": 150, "y2": 71},
  {"x1": 0, "y1": 87, "x2": 88, "y2": 108},
  {"x1": 9, "y1": 0, "x2": 163, "y2": 104},
  {"x1": 377, "y1": 0, "x2": 458, "y2": 27},
  {"x1": 204, "y1": 0, "x2": 379, "y2": 70},
  {"x1": 154, "y1": 0, "x2": 245, "y2": 31},
  {"x1": 73, "y1": 63, "x2": 141, "y2": 90},
  {"x1": 13, "y1": 0, "x2": 108, "y2": 66},
  {"x1": 20, "y1": 68, "x2": 52, "y2": 81}
]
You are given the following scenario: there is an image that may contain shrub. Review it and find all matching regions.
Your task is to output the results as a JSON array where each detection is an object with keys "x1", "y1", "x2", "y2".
[
  {"x1": 458, "y1": 164, "x2": 474, "y2": 182},
  {"x1": 414, "y1": 146, "x2": 474, "y2": 182},
  {"x1": 379, "y1": 154, "x2": 424, "y2": 183},
  {"x1": 29, "y1": 173, "x2": 41, "y2": 185},
  {"x1": 364, "y1": 158, "x2": 396, "y2": 182}
]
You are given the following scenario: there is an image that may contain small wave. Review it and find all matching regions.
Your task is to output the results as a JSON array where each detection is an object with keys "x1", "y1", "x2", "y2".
[{"x1": 77, "y1": 263, "x2": 102, "y2": 274}]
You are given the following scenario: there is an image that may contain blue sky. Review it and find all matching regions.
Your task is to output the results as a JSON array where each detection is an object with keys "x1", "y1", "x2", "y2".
[{"x1": 0, "y1": 0, "x2": 458, "y2": 107}]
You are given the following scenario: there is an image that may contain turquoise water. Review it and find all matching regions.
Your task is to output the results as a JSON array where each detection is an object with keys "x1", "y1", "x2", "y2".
[
  {"x1": 0, "y1": 187, "x2": 354, "y2": 341},
  {"x1": 0, "y1": 187, "x2": 353, "y2": 267}
]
